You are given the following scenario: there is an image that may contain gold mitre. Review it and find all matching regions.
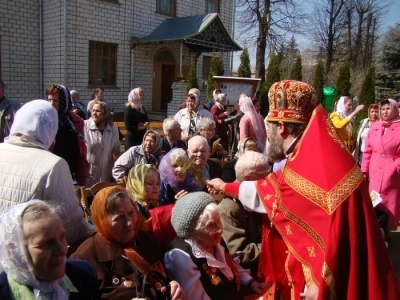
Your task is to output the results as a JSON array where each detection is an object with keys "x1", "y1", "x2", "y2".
[{"x1": 267, "y1": 80, "x2": 318, "y2": 124}]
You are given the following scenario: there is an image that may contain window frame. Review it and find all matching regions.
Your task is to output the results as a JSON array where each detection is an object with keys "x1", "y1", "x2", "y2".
[
  {"x1": 156, "y1": 0, "x2": 176, "y2": 16},
  {"x1": 206, "y1": 0, "x2": 220, "y2": 13},
  {"x1": 88, "y1": 41, "x2": 118, "y2": 87}
]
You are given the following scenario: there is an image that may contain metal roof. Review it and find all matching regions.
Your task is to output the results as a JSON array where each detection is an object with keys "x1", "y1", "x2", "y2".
[{"x1": 137, "y1": 14, "x2": 242, "y2": 52}]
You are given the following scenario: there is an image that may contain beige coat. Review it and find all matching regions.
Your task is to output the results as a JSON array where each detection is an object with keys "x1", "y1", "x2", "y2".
[{"x1": 84, "y1": 119, "x2": 120, "y2": 186}]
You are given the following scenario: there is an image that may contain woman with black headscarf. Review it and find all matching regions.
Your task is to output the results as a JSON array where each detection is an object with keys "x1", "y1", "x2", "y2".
[{"x1": 46, "y1": 84, "x2": 89, "y2": 186}]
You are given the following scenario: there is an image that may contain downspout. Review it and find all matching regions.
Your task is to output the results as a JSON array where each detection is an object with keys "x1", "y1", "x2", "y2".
[
  {"x1": 39, "y1": 0, "x2": 43, "y2": 96},
  {"x1": 63, "y1": 0, "x2": 67, "y2": 85},
  {"x1": 230, "y1": 0, "x2": 236, "y2": 76},
  {"x1": 179, "y1": 42, "x2": 183, "y2": 78}
]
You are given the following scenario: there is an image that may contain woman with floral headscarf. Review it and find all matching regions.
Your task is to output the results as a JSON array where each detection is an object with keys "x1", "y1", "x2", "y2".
[
  {"x1": 112, "y1": 130, "x2": 162, "y2": 181},
  {"x1": 158, "y1": 148, "x2": 198, "y2": 205},
  {"x1": 330, "y1": 96, "x2": 364, "y2": 152},
  {"x1": 70, "y1": 186, "x2": 185, "y2": 300},
  {"x1": 0, "y1": 200, "x2": 97, "y2": 299},
  {"x1": 361, "y1": 99, "x2": 400, "y2": 230},
  {"x1": 46, "y1": 84, "x2": 89, "y2": 186},
  {"x1": 239, "y1": 97, "x2": 267, "y2": 152},
  {"x1": 210, "y1": 93, "x2": 230, "y2": 150},
  {"x1": 124, "y1": 88, "x2": 150, "y2": 149}
]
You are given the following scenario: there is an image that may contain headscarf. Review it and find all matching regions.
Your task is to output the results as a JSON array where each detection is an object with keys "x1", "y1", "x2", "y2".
[
  {"x1": 9, "y1": 100, "x2": 58, "y2": 149},
  {"x1": 380, "y1": 99, "x2": 400, "y2": 126},
  {"x1": 335, "y1": 96, "x2": 352, "y2": 131},
  {"x1": 240, "y1": 97, "x2": 267, "y2": 152},
  {"x1": 0, "y1": 200, "x2": 68, "y2": 300},
  {"x1": 126, "y1": 164, "x2": 160, "y2": 208},
  {"x1": 91, "y1": 186, "x2": 151, "y2": 274},
  {"x1": 54, "y1": 84, "x2": 83, "y2": 139},
  {"x1": 127, "y1": 88, "x2": 144, "y2": 112},
  {"x1": 142, "y1": 130, "x2": 163, "y2": 164},
  {"x1": 158, "y1": 148, "x2": 198, "y2": 192},
  {"x1": 215, "y1": 93, "x2": 226, "y2": 110}
]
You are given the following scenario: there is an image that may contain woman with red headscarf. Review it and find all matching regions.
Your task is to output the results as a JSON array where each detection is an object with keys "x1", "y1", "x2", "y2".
[{"x1": 361, "y1": 99, "x2": 400, "y2": 230}]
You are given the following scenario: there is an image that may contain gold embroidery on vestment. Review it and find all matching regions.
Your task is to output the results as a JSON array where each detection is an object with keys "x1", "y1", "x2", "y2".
[
  {"x1": 283, "y1": 165, "x2": 363, "y2": 215},
  {"x1": 322, "y1": 261, "x2": 336, "y2": 299},
  {"x1": 285, "y1": 225, "x2": 292, "y2": 235},
  {"x1": 326, "y1": 117, "x2": 347, "y2": 150},
  {"x1": 264, "y1": 194, "x2": 273, "y2": 201},
  {"x1": 302, "y1": 264, "x2": 313, "y2": 286},
  {"x1": 307, "y1": 246, "x2": 316, "y2": 257}
]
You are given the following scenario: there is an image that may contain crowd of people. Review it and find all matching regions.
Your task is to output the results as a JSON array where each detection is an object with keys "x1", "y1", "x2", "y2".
[{"x1": 0, "y1": 78, "x2": 399, "y2": 299}]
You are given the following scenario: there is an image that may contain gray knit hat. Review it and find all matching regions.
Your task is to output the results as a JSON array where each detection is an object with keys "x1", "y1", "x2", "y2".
[{"x1": 171, "y1": 192, "x2": 214, "y2": 238}]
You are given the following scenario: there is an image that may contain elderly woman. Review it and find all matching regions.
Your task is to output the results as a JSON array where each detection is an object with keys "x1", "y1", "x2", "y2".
[
  {"x1": 126, "y1": 164, "x2": 161, "y2": 219},
  {"x1": 0, "y1": 200, "x2": 96, "y2": 299},
  {"x1": 71, "y1": 186, "x2": 185, "y2": 299},
  {"x1": 84, "y1": 100, "x2": 120, "y2": 186},
  {"x1": 239, "y1": 97, "x2": 266, "y2": 152},
  {"x1": 70, "y1": 90, "x2": 87, "y2": 120},
  {"x1": 198, "y1": 118, "x2": 228, "y2": 161},
  {"x1": 46, "y1": 84, "x2": 89, "y2": 186},
  {"x1": 164, "y1": 192, "x2": 267, "y2": 299},
  {"x1": 330, "y1": 96, "x2": 364, "y2": 152},
  {"x1": 159, "y1": 148, "x2": 198, "y2": 205},
  {"x1": 210, "y1": 93, "x2": 229, "y2": 150},
  {"x1": 361, "y1": 99, "x2": 400, "y2": 230},
  {"x1": 353, "y1": 104, "x2": 379, "y2": 165},
  {"x1": 87, "y1": 88, "x2": 104, "y2": 118},
  {"x1": 174, "y1": 93, "x2": 213, "y2": 142},
  {"x1": 112, "y1": 130, "x2": 162, "y2": 181},
  {"x1": 124, "y1": 88, "x2": 150, "y2": 149}
]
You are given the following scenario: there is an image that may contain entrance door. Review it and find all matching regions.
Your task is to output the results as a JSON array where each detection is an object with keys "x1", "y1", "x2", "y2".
[{"x1": 161, "y1": 64, "x2": 175, "y2": 110}]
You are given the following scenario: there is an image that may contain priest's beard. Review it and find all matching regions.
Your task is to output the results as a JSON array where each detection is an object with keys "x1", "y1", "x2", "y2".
[{"x1": 268, "y1": 125, "x2": 286, "y2": 162}]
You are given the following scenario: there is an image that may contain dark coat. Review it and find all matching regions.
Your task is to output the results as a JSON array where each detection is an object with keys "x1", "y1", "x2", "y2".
[
  {"x1": 210, "y1": 104, "x2": 229, "y2": 150},
  {"x1": 160, "y1": 136, "x2": 187, "y2": 156},
  {"x1": 124, "y1": 105, "x2": 149, "y2": 149},
  {"x1": 0, "y1": 259, "x2": 98, "y2": 299},
  {"x1": 70, "y1": 232, "x2": 164, "y2": 300}
]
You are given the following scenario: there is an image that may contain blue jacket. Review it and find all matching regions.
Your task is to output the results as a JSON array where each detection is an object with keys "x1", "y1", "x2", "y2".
[{"x1": 0, "y1": 259, "x2": 98, "y2": 299}]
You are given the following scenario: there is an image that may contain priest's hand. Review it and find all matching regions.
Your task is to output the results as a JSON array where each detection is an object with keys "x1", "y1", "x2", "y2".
[
  {"x1": 299, "y1": 283, "x2": 319, "y2": 300},
  {"x1": 207, "y1": 178, "x2": 226, "y2": 194}
]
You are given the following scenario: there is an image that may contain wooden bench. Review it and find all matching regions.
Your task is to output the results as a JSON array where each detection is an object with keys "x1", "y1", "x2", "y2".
[{"x1": 115, "y1": 121, "x2": 165, "y2": 141}]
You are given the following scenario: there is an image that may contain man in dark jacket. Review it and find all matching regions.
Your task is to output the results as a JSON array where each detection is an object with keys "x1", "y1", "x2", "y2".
[{"x1": 0, "y1": 80, "x2": 21, "y2": 143}]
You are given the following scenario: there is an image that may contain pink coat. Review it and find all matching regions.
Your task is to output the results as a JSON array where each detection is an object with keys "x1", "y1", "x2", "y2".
[{"x1": 361, "y1": 121, "x2": 400, "y2": 228}]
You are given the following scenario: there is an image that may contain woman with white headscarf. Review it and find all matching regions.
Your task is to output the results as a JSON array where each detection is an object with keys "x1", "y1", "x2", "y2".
[
  {"x1": 0, "y1": 200, "x2": 97, "y2": 299},
  {"x1": 330, "y1": 96, "x2": 364, "y2": 152},
  {"x1": 124, "y1": 88, "x2": 150, "y2": 150},
  {"x1": 0, "y1": 100, "x2": 95, "y2": 245},
  {"x1": 239, "y1": 97, "x2": 267, "y2": 152}
]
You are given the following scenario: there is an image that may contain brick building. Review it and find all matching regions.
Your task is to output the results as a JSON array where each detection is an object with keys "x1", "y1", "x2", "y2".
[{"x1": 0, "y1": 0, "x2": 240, "y2": 117}]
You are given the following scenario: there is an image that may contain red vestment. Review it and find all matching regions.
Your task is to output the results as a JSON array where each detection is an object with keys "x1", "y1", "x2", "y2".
[{"x1": 225, "y1": 105, "x2": 399, "y2": 299}]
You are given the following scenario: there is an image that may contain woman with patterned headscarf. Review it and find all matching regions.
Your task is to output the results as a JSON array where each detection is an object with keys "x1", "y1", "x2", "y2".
[
  {"x1": 70, "y1": 186, "x2": 185, "y2": 300},
  {"x1": 46, "y1": 84, "x2": 89, "y2": 186},
  {"x1": 124, "y1": 88, "x2": 150, "y2": 149},
  {"x1": 112, "y1": 130, "x2": 162, "y2": 181},
  {"x1": 126, "y1": 164, "x2": 161, "y2": 219},
  {"x1": 158, "y1": 148, "x2": 198, "y2": 205}
]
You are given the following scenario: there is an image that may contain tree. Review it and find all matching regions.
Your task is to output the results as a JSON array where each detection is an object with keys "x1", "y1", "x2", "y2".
[
  {"x1": 206, "y1": 53, "x2": 225, "y2": 100},
  {"x1": 280, "y1": 36, "x2": 300, "y2": 79},
  {"x1": 186, "y1": 58, "x2": 198, "y2": 94},
  {"x1": 335, "y1": 63, "x2": 351, "y2": 98},
  {"x1": 313, "y1": 59, "x2": 325, "y2": 103},
  {"x1": 235, "y1": 0, "x2": 306, "y2": 95},
  {"x1": 237, "y1": 47, "x2": 251, "y2": 77},
  {"x1": 354, "y1": 65, "x2": 375, "y2": 132},
  {"x1": 290, "y1": 54, "x2": 302, "y2": 80},
  {"x1": 260, "y1": 51, "x2": 280, "y2": 116}
]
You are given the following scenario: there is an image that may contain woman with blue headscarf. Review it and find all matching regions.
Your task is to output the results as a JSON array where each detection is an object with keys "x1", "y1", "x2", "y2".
[{"x1": 46, "y1": 84, "x2": 89, "y2": 186}]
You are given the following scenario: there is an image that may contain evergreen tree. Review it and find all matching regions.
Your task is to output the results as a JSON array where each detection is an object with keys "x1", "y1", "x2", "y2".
[
  {"x1": 237, "y1": 47, "x2": 251, "y2": 77},
  {"x1": 186, "y1": 58, "x2": 198, "y2": 94},
  {"x1": 260, "y1": 51, "x2": 280, "y2": 116},
  {"x1": 290, "y1": 54, "x2": 302, "y2": 80},
  {"x1": 335, "y1": 63, "x2": 351, "y2": 98},
  {"x1": 313, "y1": 59, "x2": 325, "y2": 104},
  {"x1": 206, "y1": 52, "x2": 225, "y2": 100},
  {"x1": 354, "y1": 65, "x2": 375, "y2": 132}
]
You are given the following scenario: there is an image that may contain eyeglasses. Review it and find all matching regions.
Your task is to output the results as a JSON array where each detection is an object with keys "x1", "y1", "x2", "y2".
[{"x1": 201, "y1": 128, "x2": 215, "y2": 133}]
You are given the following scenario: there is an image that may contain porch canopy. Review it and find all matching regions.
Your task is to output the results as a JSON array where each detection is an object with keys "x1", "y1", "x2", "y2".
[{"x1": 136, "y1": 13, "x2": 242, "y2": 52}]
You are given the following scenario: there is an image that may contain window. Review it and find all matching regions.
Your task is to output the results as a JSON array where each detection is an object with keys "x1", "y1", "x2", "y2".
[
  {"x1": 202, "y1": 56, "x2": 212, "y2": 80},
  {"x1": 156, "y1": 0, "x2": 176, "y2": 16},
  {"x1": 207, "y1": 0, "x2": 219, "y2": 13},
  {"x1": 88, "y1": 41, "x2": 117, "y2": 86}
]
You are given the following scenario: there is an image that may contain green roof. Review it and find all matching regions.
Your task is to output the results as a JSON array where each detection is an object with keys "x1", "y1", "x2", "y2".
[{"x1": 138, "y1": 14, "x2": 242, "y2": 52}]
